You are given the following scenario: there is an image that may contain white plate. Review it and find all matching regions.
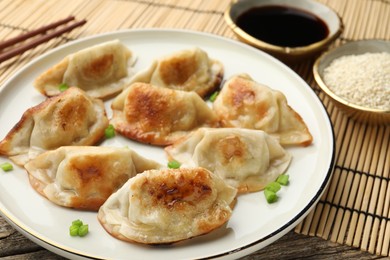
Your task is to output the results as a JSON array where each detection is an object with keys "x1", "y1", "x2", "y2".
[{"x1": 0, "y1": 29, "x2": 335, "y2": 260}]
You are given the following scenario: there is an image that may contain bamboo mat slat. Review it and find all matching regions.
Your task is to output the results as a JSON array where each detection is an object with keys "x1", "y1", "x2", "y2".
[{"x1": 0, "y1": 0, "x2": 389, "y2": 257}]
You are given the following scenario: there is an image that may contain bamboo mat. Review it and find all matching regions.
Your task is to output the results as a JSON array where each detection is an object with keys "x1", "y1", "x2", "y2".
[{"x1": 0, "y1": 0, "x2": 389, "y2": 257}]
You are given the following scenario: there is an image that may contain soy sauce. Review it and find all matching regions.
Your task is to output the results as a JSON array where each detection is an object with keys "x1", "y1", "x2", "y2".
[{"x1": 235, "y1": 5, "x2": 329, "y2": 47}]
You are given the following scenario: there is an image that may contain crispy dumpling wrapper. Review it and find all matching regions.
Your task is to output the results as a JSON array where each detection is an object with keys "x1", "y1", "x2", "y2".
[
  {"x1": 165, "y1": 128, "x2": 291, "y2": 193},
  {"x1": 34, "y1": 40, "x2": 136, "y2": 99},
  {"x1": 0, "y1": 87, "x2": 108, "y2": 165},
  {"x1": 98, "y1": 167, "x2": 237, "y2": 244},
  {"x1": 213, "y1": 74, "x2": 313, "y2": 146},
  {"x1": 111, "y1": 82, "x2": 218, "y2": 146},
  {"x1": 24, "y1": 146, "x2": 162, "y2": 211},
  {"x1": 127, "y1": 47, "x2": 223, "y2": 97}
]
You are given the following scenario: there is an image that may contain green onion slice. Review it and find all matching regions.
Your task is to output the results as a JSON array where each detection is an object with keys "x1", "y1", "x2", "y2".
[
  {"x1": 58, "y1": 83, "x2": 69, "y2": 92},
  {"x1": 265, "y1": 181, "x2": 281, "y2": 193},
  {"x1": 104, "y1": 124, "x2": 116, "y2": 139},
  {"x1": 72, "y1": 219, "x2": 83, "y2": 227},
  {"x1": 0, "y1": 162, "x2": 13, "y2": 172},
  {"x1": 69, "y1": 225, "x2": 79, "y2": 236},
  {"x1": 209, "y1": 91, "x2": 219, "y2": 102},
  {"x1": 69, "y1": 219, "x2": 89, "y2": 237},
  {"x1": 167, "y1": 160, "x2": 181, "y2": 169},
  {"x1": 276, "y1": 174, "x2": 289, "y2": 186},
  {"x1": 264, "y1": 189, "x2": 278, "y2": 204},
  {"x1": 78, "y1": 224, "x2": 89, "y2": 237}
]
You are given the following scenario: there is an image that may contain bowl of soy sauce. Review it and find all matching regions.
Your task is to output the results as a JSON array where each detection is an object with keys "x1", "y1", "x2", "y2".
[{"x1": 224, "y1": 0, "x2": 343, "y2": 63}]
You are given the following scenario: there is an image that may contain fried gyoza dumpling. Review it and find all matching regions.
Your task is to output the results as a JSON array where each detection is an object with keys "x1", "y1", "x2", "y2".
[
  {"x1": 24, "y1": 146, "x2": 162, "y2": 211},
  {"x1": 34, "y1": 40, "x2": 136, "y2": 99},
  {"x1": 213, "y1": 74, "x2": 313, "y2": 146},
  {"x1": 127, "y1": 47, "x2": 223, "y2": 97},
  {"x1": 111, "y1": 82, "x2": 218, "y2": 146},
  {"x1": 0, "y1": 87, "x2": 108, "y2": 166},
  {"x1": 165, "y1": 128, "x2": 291, "y2": 193},
  {"x1": 98, "y1": 167, "x2": 237, "y2": 244}
]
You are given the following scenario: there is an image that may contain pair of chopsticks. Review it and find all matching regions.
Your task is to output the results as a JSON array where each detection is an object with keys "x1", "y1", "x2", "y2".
[{"x1": 0, "y1": 16, "x2": 87, "y2": 63}]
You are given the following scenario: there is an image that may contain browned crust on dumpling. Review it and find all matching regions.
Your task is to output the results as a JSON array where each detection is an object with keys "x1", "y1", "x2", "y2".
[
  {"x1": 61, "y1": 155, "x2": 131, "y2": 210},
  {"x1": 34, "y1": 58, "x2": 69, "y2": 96},
  {"x1": 0, "y1": 87, "x2": 109, "y2": 164},
  {"x1": 214, "y1": 74, "x2": 313, "y2": 147},
  {"x1": 0, "y1": 112, "x2": 32, "y2": 156},
  {"x1": 0, "y1": 92, "x2": 62, "y2": 155},
  {"x1": 27, "y1": 168, "x2": 121, "y2": 211},
  {"x1": 98, "y1": 167, "x2": 237, "y2": 244},
  {"x1": 159, "y1": 55, "x2": 198, "y2": 86},
  {"x1": 25, "y1": 146, "x2": 162, "y2": 211},
  {"x1": 128, "y1": 48, "x2": 224, "y2": 98},
  {"x1": 165, "y1": 128, "x2": 292, "y2": 194},
  {"x1": 158, "y1": 53, "x2": 224, "y2": 98},
  {"x1": 139, "y1": 168, "x2": 213, "y2": 211},
  {"x1": 33, "y1": 40, "x2": 134, "y2": 100},
  {"x1": 111, "y1": 82, "x2": 218, "y2": 146},
  {"x1": 82, "y1": 53, "x2": 114, "y2": 79}
]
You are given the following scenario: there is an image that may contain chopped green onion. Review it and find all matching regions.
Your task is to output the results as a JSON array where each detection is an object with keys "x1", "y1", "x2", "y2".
[
  {"x1": 265, "y1": 182, "x2": 281, "y2": 193},
  {"x1": 0, "y1": 162, "x2": 13, "y2": 172},
  {"x1": 72, "y1": 219, "x2": 83, "y2": 227},
  {"x1": 167, "y1": 160, "x2": 181, "y2": 169},
  {"x1": 69, "y1": 219, "x2": 88, "y2": 237},
  {"x1": 104, "y1": 124, "x2": 115, "y2": 139},
  {"x1": 78, "y1": 224, "x2": 89, "y2": 237},
  {"x1": 69, "y1": 225, "x2": 79, "y2": 236},
  {"x1": 263, "y1": 175, "x2": 289, "y2": 204},
  {"x1": 276, "y1": 174, "x2": 289, "y2": 186},
  {"x1": 58, "y1": 83, "x2": 69, "y2": 92},
  {"x1": 264, "y1": 189, "x2": 278, "y2": 204},
  {"x1": 209, "y1": 91, "x2": 219, "y2": 102}
]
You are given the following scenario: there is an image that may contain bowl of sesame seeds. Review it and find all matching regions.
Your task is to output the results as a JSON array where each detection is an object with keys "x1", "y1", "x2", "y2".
[{"x1": 313, "y1": 39, "x2": 390, "y2": 125}]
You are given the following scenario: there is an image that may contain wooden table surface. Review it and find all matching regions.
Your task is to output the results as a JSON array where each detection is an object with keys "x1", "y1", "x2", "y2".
[
  {"x1": 0, "y1": 216, "x2": 387, "y2": 259},
  {"x1": 0, "y1": 0, "x2": 389, "y2": 259}
]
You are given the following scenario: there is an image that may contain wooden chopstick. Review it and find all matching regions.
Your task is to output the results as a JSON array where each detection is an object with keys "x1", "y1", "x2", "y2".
[
  {"x1": 0, "y1": 17, "x2": 86, "y2": 63},
  {"x1": 0, "y1": 16, "x2": 76, "y2": 50}
]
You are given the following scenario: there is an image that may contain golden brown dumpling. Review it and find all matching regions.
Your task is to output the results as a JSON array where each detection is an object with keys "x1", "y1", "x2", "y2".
[
  {"x1": 213, "y1": 74, "x2": 313, "y2": 146},
  {"x1": 111, "y1": 82, "x2": 218, "y2": 146},
  {"x1": 127, "y1": 47, "x2": 223, "y2": 97},
  {"x1": 98, "y1": 167, "x2": 237, "y2": 244},
  {"x1": 34, "y1": 40, "x2": 136, "y2": 99},
  {"x1": 0, "y1": 87, "x2": 108, "y2": 165},
  {"x1": 165, "y1": 128, "x2": 291, "y2": 193},
  {"x1": 24, "y1": 146, "x2": 162, "y2": 211}
]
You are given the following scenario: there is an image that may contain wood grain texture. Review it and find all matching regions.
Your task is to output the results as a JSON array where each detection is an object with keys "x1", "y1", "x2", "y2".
[
  {"x1": 0, "y1": 0, "x2": 389, "y2": 259},
  {"x1": 0, "y1": 215, "x2": 386, "y2": 259}
]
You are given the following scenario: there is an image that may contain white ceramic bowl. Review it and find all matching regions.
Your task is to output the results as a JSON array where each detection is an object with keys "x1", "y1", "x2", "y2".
[{"x1": 224, "y1": 0, "x2": 343, "y2": 63}]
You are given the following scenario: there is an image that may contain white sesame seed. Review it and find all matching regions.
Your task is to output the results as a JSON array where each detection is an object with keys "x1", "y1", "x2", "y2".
[{"x1": 323, "y1": 52, "x2": 390, "y2": 110}]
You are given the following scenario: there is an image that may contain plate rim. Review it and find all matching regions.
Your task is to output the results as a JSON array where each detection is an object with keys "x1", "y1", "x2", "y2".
[{"x1": 0, "y1": 28, "x2": 336, "y2": 259}]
